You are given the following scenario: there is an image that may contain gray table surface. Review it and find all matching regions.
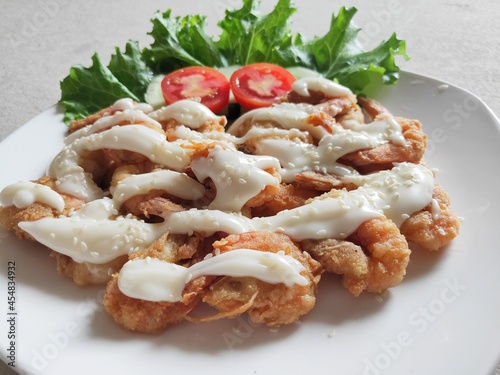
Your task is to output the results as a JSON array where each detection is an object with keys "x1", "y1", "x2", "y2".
[{"x1": 0, "y1": 0, "x2": 499, "y2": 374}]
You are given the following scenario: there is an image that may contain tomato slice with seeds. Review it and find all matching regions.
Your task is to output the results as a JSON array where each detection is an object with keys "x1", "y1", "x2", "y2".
[
  {"x1": 230, "y1": 63, "x2": 296, "y2": 110},
  {"x1": 160, "y1": 66, "x2": 230, "y2": 113}
]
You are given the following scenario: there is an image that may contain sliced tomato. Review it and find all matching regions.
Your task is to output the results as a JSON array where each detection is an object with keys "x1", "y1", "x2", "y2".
[
  {"x1": 161, "y1": 66, "x2": 230, "y2": 113},
  {"x1": 230, "y1": 63, "x2": 296, "y2": 110}
]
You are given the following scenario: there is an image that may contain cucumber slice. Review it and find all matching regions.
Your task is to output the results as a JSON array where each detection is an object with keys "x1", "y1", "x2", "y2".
[
  {"x1": 286, "y1": 66, "x2": 322, "y2": 80},
  {"x1": 145, "y1": 74, "x2": 166, "y2": 109}
]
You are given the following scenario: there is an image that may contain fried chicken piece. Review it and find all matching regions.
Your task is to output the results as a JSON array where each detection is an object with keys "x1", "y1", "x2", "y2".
[
  {"x1": 400, "y1": 185, "x2": 461, "y2": 251},
  {"x1": 202, "y1": 232, "x2": 322, "y2": 326},
  {"x1": 342, "y1": 117, "x2": 427, "y2": 166}
]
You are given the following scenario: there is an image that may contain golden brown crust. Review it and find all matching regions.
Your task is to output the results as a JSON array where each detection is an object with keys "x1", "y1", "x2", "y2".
[{"x1": 203, "y1": 232, "x2": 323, "y2": 326}]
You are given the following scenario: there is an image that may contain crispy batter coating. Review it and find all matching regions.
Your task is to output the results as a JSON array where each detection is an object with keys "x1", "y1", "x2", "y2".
[
  {"x1": 345, "y1": 217, "x2": 411, "y2": 296},
  {"x1": 400, "y1": 185, "x2": 461, "y2": 251},
  {"x1": 301, "y1": 239, "x2": 369, "y2": 279},
  {"x1": 251, "y1": 183, "x2": 318, "y2": 217},
  {"x1": 294, "y1": 171, "x2": 358, "y2": 192},
  {"x1": 104, "y1": 275, "x2": 206, "y2": 334},
  {"x1": 341, "y1": 116, "x2": 427, "y2": 166},
  {"x1": 202, "y1": 232, "x2": 322, "y2": 326},
  {"x1": 2, "y1": 85, "x2": 462, "y2": 336},
  {"x1": 103, "y1": 233, "x2": 212, "y2": 334},
  {"x1": 304, "y1": 217, "x2": 410, "y2": 296},
  {"x1": 53, "y1": 253, "x2": 128, "y2": 286},
  {"x1": 340, "y1": 98, "x2": 427, "y2": 167},
  {"x1": 0, "y1": 176, "x2": 84, "y2": 240}
]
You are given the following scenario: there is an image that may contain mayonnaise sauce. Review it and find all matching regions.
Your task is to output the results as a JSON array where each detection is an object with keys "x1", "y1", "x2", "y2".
[
  {"x1": 149, "y1": 99, "x2": 226, "y2": 129},
  {"x1": 111, "y1": 169, "x2": 205, "y2": 207},
  {"x1": 18, "y1": 198, "x2": 165, "y2": 263},
  {"x1": 118, "y1": 249, "x2": 308, "y2": 302},
  {"x1": 4, "y1": 88, "x2": 433, "y2": 289},
  {"x1": 65, "y1": 109, "x2": 162, "y2": 145},
  {"x1": 0, "y1": 181, "x2": 65, "y2": 212},
  {"x1": 229, "y1": 103, "x2": 331, "y2": 140},
  {"x1": 49, "y1": 125, "x2": 190, "y2": 200},
  {"x1": 291, "y1": 77, "x2": 355, "y2": 99},
  {"x1": 18, "y1": 163, "x2": 433, "y2": 263},
  {"x1": 190, "y1": 147, "x2": 281, "y2": 211}
]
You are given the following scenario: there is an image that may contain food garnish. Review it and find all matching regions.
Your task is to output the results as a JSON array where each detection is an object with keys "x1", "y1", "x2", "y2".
[{"x1": 59, "y1": 0, "x2": 408, "y2": 124}]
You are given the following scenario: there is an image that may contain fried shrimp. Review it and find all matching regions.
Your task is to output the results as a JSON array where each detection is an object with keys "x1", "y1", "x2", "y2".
[
  {"x1": 104, "y1": 275, "x2": 206, "y2": 334},
  {"x1": 294, "y1": 170, "x2": 358, "y2": 192},
  {"x1": 400, "y1": 185, "x2": 461, "y2": 251},
  {"x1": 202, "y1": 232, "x2": 322, "y2": 326},
  {"x1": 341, "y1": 98, "x2": 427, "y2": 167},
  {"x1": 0, "y1": 176, "x2": 84, "y2": 240},
  {"x1": 303, "y1": 217, "x2": 411, "y2": 296},
  {"x1": 1, "y1": 74, "x2": 462, "y2": 337},
  {"x1": 250, "y1": 183, "x2": 318, "y2": 217},
  {"x1": 103, "y1": 232, "x2": 211, "y2": 334},
  {"x1": 52, "y1": 253, "x2": 128, "y2": 286}
]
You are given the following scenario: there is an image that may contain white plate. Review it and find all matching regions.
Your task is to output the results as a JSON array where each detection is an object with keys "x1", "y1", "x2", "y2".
[{"x1": 1, "y1": 71, "x2": 499, "y2": 375}]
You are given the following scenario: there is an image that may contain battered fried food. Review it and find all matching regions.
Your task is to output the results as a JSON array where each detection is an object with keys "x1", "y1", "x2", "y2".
[
  {"x1": 0, "y1": 176, "x2": 84, "y2": 240},
  {"x1": 202, "y1": 232, "x2": 322, "y2": 326},
  {"x1": 0, "y1": 75, "x2": 461, "y2": 336},
  {"x1": 303, "y1": 217, "x2": 411, "y2": 296},
  {"x1": 400, "y1": 185, "x2": 461, "y2": 251},
  {"x1": 53, "y1": 253, "x2": 128, "y2": 286},
  {"x1": 103, "y1": 232, "x2": 211, "y2": 333}
]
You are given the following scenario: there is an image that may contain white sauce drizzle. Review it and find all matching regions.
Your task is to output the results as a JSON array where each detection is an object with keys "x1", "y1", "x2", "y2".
[
  {"x1": 4, "y1": 91, "x2": 433, "y2": 290},
  {"x1": 65, "y1": 109, "x2": 162, "y2": 145},
  {"x1": 48, "y1": 125, "x2": 190, "y2": 200},
  {"x1": 431, "y1": 198, "x2": 441, "y2": 220},
  {"x1": 291, "y1": 77, "x2": 355, "y2": 99},
  {"x1": 111, "y1": 170, "x2": 205, "y2": 207},
  {"x1": 149, "y1": 100, "x2": 226, "y2": 129},
  {"x1": 229, "y1": 103, "x2": 331, "y2": 140},
  {"x1": 0, "y1": 181, "x2": 65, "y2": 212},
  {"x1": 18, "y1": 163, "x2": 434, "y2": 263},
  {"x1": 118, "y1": 250, "x2": 308, "y2": 302},
  {"x1": 229, "y1": 104, "x2": 406, "y2": 178},
  {"x1": 18, "y1": 198, "x2": 165, "y2": 263},
  {"x1": 253, "y1": 129, "x2": 382, "y2": 181},
  {"x1": 190, "y1": 147, "x2": 281, "y2": 211},
  {"x1": 111, "y1": 98, "x2": 154, "y2": 113}
]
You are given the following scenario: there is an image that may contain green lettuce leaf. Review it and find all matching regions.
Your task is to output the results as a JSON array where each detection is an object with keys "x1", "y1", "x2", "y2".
[
  {"x1": 143, "y1": 10, "x2": 224, "y2": 71},
  {"x1": 108, "y1": 41, "x2": 154, "y2": 100},
  {"x1": 60, "y1": 52, "x2": 142, "y2": 124},
  {"x1": 215, "y1": 0, "x2": 296, "y2": 65},
  {"x1": 59, "y1": 0, "x2": 409, "y2": 125}
]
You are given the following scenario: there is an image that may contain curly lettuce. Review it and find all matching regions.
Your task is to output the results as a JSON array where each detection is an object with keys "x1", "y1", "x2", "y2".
[{"x1": 60, "y1": 0, "x2": 409, "y2": 124}]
